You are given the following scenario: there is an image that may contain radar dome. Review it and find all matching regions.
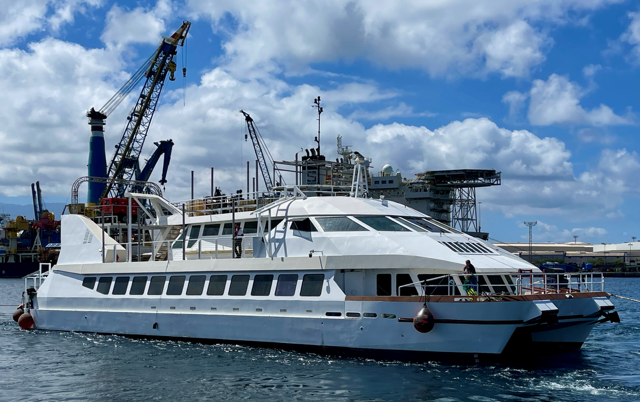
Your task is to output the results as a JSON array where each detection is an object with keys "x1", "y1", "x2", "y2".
[{"x1": 382, "y1": 164, "x2": 394, "y2": 175}]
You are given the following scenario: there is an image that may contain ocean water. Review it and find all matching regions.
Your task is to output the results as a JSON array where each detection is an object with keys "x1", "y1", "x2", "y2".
[{"x1": 1, "y1": 278, "x2": 639, "y2": 402}]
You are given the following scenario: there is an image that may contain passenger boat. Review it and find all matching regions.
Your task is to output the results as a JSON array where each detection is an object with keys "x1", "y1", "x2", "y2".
[{"x1": 17, "y1": 179, "x2": 619, "y2": 362}]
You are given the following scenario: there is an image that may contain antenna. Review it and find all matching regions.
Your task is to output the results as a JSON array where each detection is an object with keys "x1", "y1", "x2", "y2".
[
  {"x1": 573, "y1": 235, "x2": 578, "y2": 244},
  {"x1": 312, "y1": 96, "x2": 323, "y2": 156},
  {"x1": 524, "y1": 221, "x2": 537, "y2": 263}
]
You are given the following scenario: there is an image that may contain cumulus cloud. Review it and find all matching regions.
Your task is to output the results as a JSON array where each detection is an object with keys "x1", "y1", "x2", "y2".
[
  {"x1": 507, "y1": 74, "x2": 635, "y2": 126},
  {"x1": 523, "y1": 220, "x2": 608, "y2": 242},
  {"x1": 0, "y1": 0, "x2": 101, "y2": 47},
  {"x1": 620, "y1": 10, "x2": 640, "y2": 64},
  {"x1": 348, "y1": 103, "x2": 436, "y2": 121},
  {"x1": 101, "y1": 4, "x2": 166, "y2": 47},
  {"x1": 187, "y1": 0, "x2": 616, "y2": 78}
]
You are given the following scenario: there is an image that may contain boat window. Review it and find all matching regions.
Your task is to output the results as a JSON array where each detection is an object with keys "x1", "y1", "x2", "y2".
[
  {"x1": 466, "y1": 243, "x2": 484, "y2": 253},
  {"x1": 97, "y1": 277, "x2": 112, "y2": 295},
  {"x1": 396, "y1": 217, "x2": 429, "y2": 232},
  {"x1": 376, "y1": 274, "x2": 392, "y2": 296},
  {"x1": 405, "y1": 217, "x2": 448, "y2": 233},
  {"x1": 427, "y1": 218, "x2": 463, "y2": 234},
  {"x1": 172, "y1": 231, "x2": 186, "y2": 249},
  {"x1": 207, "y1": 275, "x2": 228, "y2": 296},
  {"x1": 130, "y1": 276, "x2": 147, "y2": 295},
  {"x1": 222, "y1": 223, "x2": 233, "y2": 235},
  {"x1": 251, "y1": 274, "x2": 274, "y2": 296},
  {"x1": 315, "y1": 217, "x2": 367, "y2": 232},
  {"x1": 82, "y1": 277, "x2": 96, "y2": 290},
  {"x1": 187, "y1": 225, "x2": 201, "y2": 248},
  {"x1": 290, "y1": 218, "x2": 317, "y2": 232},
  {"x1": 112, "y1": 277, "x2": 129, "y2": 295},
  {"x1": 396, "y1": 274, "x2": 418, "y2": 296},
  {"x1": 148, "y1": 276, "x2": 166, "y2": 296},
  {"x1": 243, "y1": 221, "x2": 258, "y2": 234},
  {"x1": 167, "y1": 276, "x2": 186, "y2": 296},
  {"x1": 300, "y1": 274, "x2": 324, "y2": 296},
  {"x1": 356, "y1": 216, "x2": 410, "y2": 232},
  {"x1": 275, "y1": 274, "x2": 298, "y2": 296},
  {"x1": 187, "y1": 275, "x2": 206, "y2": 295},
  {"x1": 457, "y1": 243, "x2": 474, "y2": 253},
  {"x1": 229, "y1": 275, "x2": 250, "y2": 296},
  {"x1": 417, "y1": 274, "x2": 449, "y2": 296},
  {"x1": 203, "y1": 224, "x2": 220, "y2": 236}
]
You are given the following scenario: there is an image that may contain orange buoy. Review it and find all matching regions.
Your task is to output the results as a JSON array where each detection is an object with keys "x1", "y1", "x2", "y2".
[
  {"x1": 12, "y1": 308, "x2": 24, "y2": 322},
  {"x1": 413, "y1": 306, "x2": 435, "y2": 333},
  {"x1": 18, "y1": 312, "x2": 35, "y2": 330}
]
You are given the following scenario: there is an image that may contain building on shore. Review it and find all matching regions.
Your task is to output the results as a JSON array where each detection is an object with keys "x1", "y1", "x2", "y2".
[{"x1": 494, "y1": 241, "x2": 640, "y2": 264}]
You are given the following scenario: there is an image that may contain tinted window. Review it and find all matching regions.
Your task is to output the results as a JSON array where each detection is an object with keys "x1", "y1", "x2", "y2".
[
  {"x1": 172, "y1": 231, "x2": 186, "y2": 249},
  {"x1": 243, "y1": 221, "x2": 258, "y2": 234},
  {"x1": 488, "y1": 275, "x2": 508, "y2": 295},
  {"x1": 251, "y1": 274, "x2": 274, "y2": 296},
  {"x1": 167, "y1": 276, "x2": 186, "y2": 295},
  {"x1": 148, "y1": 276, "x2": 166, "y2": 295},
  {"x1": 222, "y1": 223, "x2": 233, "y2": 235},
  {"x1": 229, "y1": 275, "x2": 250, "y2": 296},
  {"x1": 418, "y1": 274, "x2": 449, "y2": 296},
  {"x1": 376, "y1": 274, "x2": 392, "y2": 296},
  {"x1": 187, "y1": 225, "x2": 201, "y2": 248},
  {"x1": 357, "y1": 216, "x2": 410, "y2": 232},
  {"x1": 406, "y1": 217, "x2": 448, "y2": 233},
  {"x1": 207, "y1": 275, "x2": 227, "y2": 296},
  {"x1": 130, "y1": 276, "x2": 147, "y2": 295},
  {"x1": 396, "y1": 217, "x2": 428, "y2": 232},
  {"x1": 187, "y1": 275, "x2": 206, "y2": 295},
  {"x1": 315, "y1": 217, "x2": 367, "y2": 232},
  {"x1": 396, "y1": 274, "x2": 418, "y2": 296},
  {"x1": 203, "y1": 224, "x2": 220, "y2": 236},
  {"x1": 82, "y1": 277, "x2": 96, "y2": 289},
  {"x1": 275, "y1": 274, "x2": 298, "y2": 296},
  {"x1": 300, "y1": 274, "x2": 324, "y2": 296},
  {"x1": 97, "y1": 277, "x2": 112, "y2": 295},
  {"x1": 112, "y1": 276, "x2": 129, "y2": 295},
  {"x1": 290, "y1": 218, "x2": 317, "y2": 232}
]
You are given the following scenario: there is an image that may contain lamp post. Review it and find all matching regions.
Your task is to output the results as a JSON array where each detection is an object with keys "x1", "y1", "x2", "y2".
[
  {"x1": 478, "y1": 201, "x2": 482, "y2": 232},
  {"x1": 629, "y1": 243, "x2": 633, "y2": 264},
  {"x1": 524, "y1": 221, "x2": 537, "y2": 263},
  {"x1": 601, "y1": 242, "x2": 606, "y2": 264}
]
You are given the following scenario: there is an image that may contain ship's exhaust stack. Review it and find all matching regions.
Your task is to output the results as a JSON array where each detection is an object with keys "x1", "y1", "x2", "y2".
[{"x1": 87, "y1": 108, "x2": 108, "y2": 205}]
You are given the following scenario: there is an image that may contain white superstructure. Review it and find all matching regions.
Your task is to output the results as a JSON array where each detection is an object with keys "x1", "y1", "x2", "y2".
[{"x1": 21, "y1": 191, "x2": 619, "y2": 362}]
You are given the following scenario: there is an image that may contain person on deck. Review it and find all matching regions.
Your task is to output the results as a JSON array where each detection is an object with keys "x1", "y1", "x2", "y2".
[
  {"x1": 463, "y1": 260, "x2": 478, "y2": 295},
  {"x1": 234, "y1": 223, "x2": 243, "y2": 258}
]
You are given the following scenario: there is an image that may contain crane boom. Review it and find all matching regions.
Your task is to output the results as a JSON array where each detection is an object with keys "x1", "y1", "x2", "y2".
[
  {"x1": 240, "y1": 110, "x2": 280, "y2": 193},
  {"x1": 100, "y1": 21, "x2": 190, "y2": 202}
]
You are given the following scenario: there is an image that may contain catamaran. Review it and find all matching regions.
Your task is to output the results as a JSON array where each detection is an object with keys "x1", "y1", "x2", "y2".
[{"x1": 16, "y1": 160, "x2": 619, "y2": 362}]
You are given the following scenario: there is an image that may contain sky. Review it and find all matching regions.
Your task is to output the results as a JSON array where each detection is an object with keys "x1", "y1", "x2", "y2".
[{"x1": 1, "y1": 0, "x2": 640, "y2": 245}]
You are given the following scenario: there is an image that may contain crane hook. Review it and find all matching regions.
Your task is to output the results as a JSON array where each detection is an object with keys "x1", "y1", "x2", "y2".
[
  {"x1": 168, "y1": 61, "x2": 177, "y2": 81},
  {"x1": 182, "y1": 67, "x2": 187, "y2": 78}
]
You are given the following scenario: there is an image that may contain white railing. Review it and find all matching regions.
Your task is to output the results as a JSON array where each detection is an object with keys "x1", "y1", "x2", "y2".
[
  {"x1": 24, "y1": 263, "x2": 50, "y2": 293},
  {"x1": 401, "y1": 272, "x2": 606, "y2": 297}
]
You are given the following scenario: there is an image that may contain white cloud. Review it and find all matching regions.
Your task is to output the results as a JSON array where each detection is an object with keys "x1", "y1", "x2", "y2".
[
  {"x1": 576, "y1": 128, "x2": 616, "y2": 144},
  {"x1": 101, "y1": 4, "x2": 166, "y2": 47},
  {"x1": 0, "y1": 0, "x2": 101, "y2": 47},
  {"x1": 522, "y1": 221, "x2": 608, "y2": 242},
  {"x1": 502, "y1": 90, "x2": 529, "y2": 122},
  {"x1": 188, "y1": 0, "x2": 617, "y2": 78},
  {"x1": 527, "y1": 74, "x2": 633, "y2": 126},
  {"x1": 348, "y1": 103, "x2": 436, "y2": 121},
  {"x1": 621, "y1": 10, "x2": 640, "y2": 64}
]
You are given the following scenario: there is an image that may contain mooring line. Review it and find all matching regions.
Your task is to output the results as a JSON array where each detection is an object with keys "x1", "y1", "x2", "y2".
[{"x1": 610, "y1": 294, "x2": 640, "y2": 303}]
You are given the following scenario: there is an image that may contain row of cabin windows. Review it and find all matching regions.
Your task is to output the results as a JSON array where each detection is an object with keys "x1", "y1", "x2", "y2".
[
  {"x1": 81, "y1": 273, "x2": 324, "y2": 297},
  {"x1": 174, "y1": 216, "x2": 460, "y2": 249},
  {"x1": 373, "y1": 179, "x2": 394, "y2": 185},
  {"x1": 173, "y1": 219, "x2": 284, "y2": 249},
  {"x1": 375, "y1": 273, "x2": 514, "y2": 296}
]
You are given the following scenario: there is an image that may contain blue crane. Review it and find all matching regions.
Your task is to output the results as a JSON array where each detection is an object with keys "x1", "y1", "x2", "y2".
[{"x1": 86, "y1": 21, "x2": 190, "y2": 204}]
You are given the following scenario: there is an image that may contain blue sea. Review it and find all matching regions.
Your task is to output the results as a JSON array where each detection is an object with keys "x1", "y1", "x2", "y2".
[{"x1": 1, "y1": 278, "x2": 639, "y2": 401}]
